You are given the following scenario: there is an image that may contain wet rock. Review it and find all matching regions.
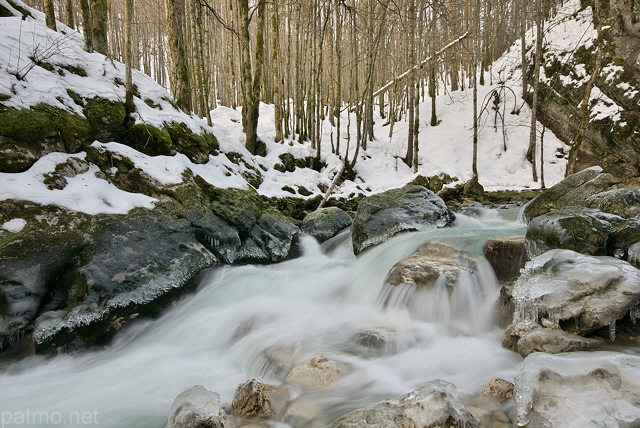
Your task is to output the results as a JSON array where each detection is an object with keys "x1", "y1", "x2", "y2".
[
  {"x1": 482, "y1": 377, "x2": 514, "y2": 400},
  {"x1": 284, "y1": 355, "x2": 347, "y2": 390},
  {"x1": 514, "y1": 352, "x2": 640, "y2": 427},
  {"x1": 165, "y1": 385, "x2": 228, "y2": 428},
  {"x1": 345, "y1": 326, "x2": 398, "y2": 357},
  {"x1": 328, "y1": 379, "x2": 478, "y2": 428},
  {"x1": 484, "y1": 236, "x2": 527, "y2": 284},
  {"x1": 503, "y1": 322, "x2": 601, "y2": 357},
  {"x1": 351, "y1": 185, "x2": 454, "y2": 255},
  {"x1": 463, "y1": 177, "x2": 485, "y2": 202},
  {"x1": 386, "y1": 242, "x2": 477, "y2": 290},
  {"x1": 300, "y1": 207, "x2": 352, "y2": 243},
  {"x1": 524, "y1": 207, "x2": 615, "y2": 258},
  {"x1": 283, "y1": 398, "x2": 325, "y2": 428},
  {"x1": 511, "y1": 249, "x2": 640, "y2": 335},
  {"x1": 521, "y1": 167, "x2": 640, "y2": 223},
  {"x1": 231, "y1": 378, "x2": 288, "y2": 421}
]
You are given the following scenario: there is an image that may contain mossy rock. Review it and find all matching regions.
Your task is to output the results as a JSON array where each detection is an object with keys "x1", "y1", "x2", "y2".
[
  {"x1": 83, "y1": 98, "x2": 126, "y2": 142},
  {"x1": 301, "y1": 207, "x2": 352, "y2": 242},
  {"x1": 119, "y1": 123, "x2": 173, "y2": 156},
  {"x1": 165, "y1": 122, "x2": 218, "y2": 164},
  {"x1": 463, "y1": 177, "x2": 486, "y2": 202},
  {"x1": 0, "y1": 104, "x2": 91, "y2": 172}
]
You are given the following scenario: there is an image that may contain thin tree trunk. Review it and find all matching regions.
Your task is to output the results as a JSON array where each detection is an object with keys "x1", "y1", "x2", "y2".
[
  {"x1": 526, "y1": 0, "x2": 543, "y2": 182},
  {"x1": 91, "y1": 0, "x2": 109, "y2": 54},
  {"x1": 81, "y1": 0, "x2": 93, "y2": 52},
  {"x1": 65, "y1": 0, "x2": 75, "y2": 28},
  {"x1": 166, "y1": 0, "x2": 191, "y2": 112},
  {"x1": 124, "y1": 0, "x2": 134, "y2": 123},
  {"x1": 45, "y1": 0, "x2": 56, "y2": 31}
]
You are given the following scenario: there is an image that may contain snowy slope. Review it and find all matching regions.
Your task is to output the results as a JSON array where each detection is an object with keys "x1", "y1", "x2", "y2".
[{"x1": 0, "y1": 0, "x2": 573, "y2": 217}]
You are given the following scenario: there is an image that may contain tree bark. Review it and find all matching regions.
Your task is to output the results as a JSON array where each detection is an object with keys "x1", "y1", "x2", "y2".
[
  {"x1": 90, "y1": 0, "x2": 109, "y2": 55},
  {"x1": 81, "y1": 0, "x2": 93, "y2": 52},
  {"x1": 166, "y1": 0, "x2": 192, "y2": 112},
  {"x1": 45, "y1": 0, "x2": 56, "y2": 30},
  {"x1": 124, "y1": 0, "x2": 135, "y2": 123}
]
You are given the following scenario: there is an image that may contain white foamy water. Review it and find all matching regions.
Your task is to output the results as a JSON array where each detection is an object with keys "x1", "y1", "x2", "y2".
[{"x1": 0, "y1": 208, "x2": 525, "y2": 427}]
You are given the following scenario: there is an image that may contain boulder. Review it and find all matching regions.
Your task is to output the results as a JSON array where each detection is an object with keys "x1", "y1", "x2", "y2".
[
  {"x1": 328, "y1": 379, "x2": 478, "y2": 428},
  {"x1": 351, "y1": 185, "x2": 454, "y2": 255},
  {"x1": 231, "y1": 378, "x2": 288, "y2": 421},
  {"x1": 524, "y1": 207, "x2": 615, "y2": 258},
  {"x1": 511, "y1": 249, "x2": 640, "y2": 335},
  {"x1": 347, "y1": 326, "x2": 397, "y2": 357},
  {"x1": 483, "y1": 236, "x2": 527, "y2": 284},
  {"x1": 630, "y1": 242, "x2": 640, "y2": 267},
  {"x1": 300, "y1": 207, "x2": 352, "y2": 243},
  {"x1": 514, "y1": 352, "x2": 640, "y2": 427},
  {"x1": 502, "y1": 322, "x2": 600, "y2": 357},
  {"x1": 382, "y1": 242, "x2": 484, "y2": 327},
  {"x1": 463, "y1": 177, "x2": 485, "y2": 201},
  {"x1": 521, "y1": 167, "x2": 640, "y2": 223},
  {"x1": 284, "y1": 355, "x2": 347, "y2": 390},
  {"x1": 165, "y1": 385, "x2": 228, "y2": 428},
  {"x1": 385, "y1": 242, "x2": 477, "y2": 290}
]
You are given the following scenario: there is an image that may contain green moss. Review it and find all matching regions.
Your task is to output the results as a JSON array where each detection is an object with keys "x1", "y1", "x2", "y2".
[
  {"x1": 120, "y1": 123, "x2": 172, "y2": 156},
  {"x1": 83, "y1": 98, "x2": 126, "y2": 141},
  {"x1": 165, "y1": 122, "x2": 218, "y2": 163},
  {"x1": 0, "y1": 94, "x2": 10, "y2": 102},
  {"x1": 0, "y1": 2, "x2": 12, "y2": 16},
  {"x1": 282, "y1": 185, "x2": 296, "y2": 194},
  {"x1": 144, "y1": 98, "x2": 161, "y2": 109},
  {"x1": 58, "y1": 64, "x2": 87, "y2": 77},
  {"x1": 0, "y1": 104, "x2": 91, "y2": 172},
  {"x1": 6, "y1": 0, "x2": 31, "y2": 18},
  {"x1": 30, "y1": 57, "x2": 54, "y2": 72},
  {"x1": 66, "y1": 90, "x2": 83, "y2": 106}
]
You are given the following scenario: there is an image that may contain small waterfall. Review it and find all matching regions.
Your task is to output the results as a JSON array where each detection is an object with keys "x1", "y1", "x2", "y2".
[{"x1": 378, "y1": 245, "x2": 500, "y2": 335}]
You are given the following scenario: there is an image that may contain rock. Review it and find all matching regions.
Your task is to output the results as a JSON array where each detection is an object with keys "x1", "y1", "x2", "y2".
[
  {"x1": 231, "y1": 378, "x2": 288, "y2": 421},
  {"x1": 409, "y1": 172, "x2": 457, "y2": 193},
  {"x1": 629, "y1": 242, "x2": 640, "y2": 267},
  {"x1": 283, "y1": 398, "x2": 325, "y2": 428},
  {"x1": 521, "y1": 167, "x2": 640, "y2": 223},
  {"x1": 514, "y1": 352, "x2": 640, "y2": 427},
  {"x1": 524, "y1": 207, "x2": 615, "y2": 258},
  {"x1": 300, "y1": 207, "x2": 352, "y2": 243},
  {"x1": 328, "y1": 379, "x2": 478, "y2": 428},
  {"x1": 482, "y1": 377, "x2": 514, "y2": 400},
  {"x1": 386, "y1": 242, "x2": 477, "y2": 290},
  {"x1": 511, "y1": 249, "x2": 640, "y2": 335},
  {"x1": 463, "y1": 177, "x2": 485, "y2": 201},
  {"x1": 503, "y1": 322, "x2": 601, "y2": 357},
  {"x1": 284, "y1": 355, "x2": 347, "y2": 390},
  {"x1": 466, "y1": 407, "x2": 511, "y2": 428},
  {"x1": 484, "y1": 236, "x2": 527, "y2": 284},
  {"x1": 608, "y1": 219, "x2": 640, "y2": 258},
  {"x1": 382, "y1": 242, "x2": 482, "y2": 325},
  {"x1": 165, "y1": 385, "x2": 228, "y2": 428},
  {"x1": 351, "y1": 185, "x2": 454, "y2": 255},
  {"x1": 346, "y1": 326, "x2": 398, "y2": 357}
]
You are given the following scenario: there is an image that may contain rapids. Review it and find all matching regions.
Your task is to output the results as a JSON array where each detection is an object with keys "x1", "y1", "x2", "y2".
[{"x1": 0, "y1": 207, "x2": 525, "y2": 427}]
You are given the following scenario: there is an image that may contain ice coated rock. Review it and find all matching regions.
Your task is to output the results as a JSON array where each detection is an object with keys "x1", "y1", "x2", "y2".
[
  {"x1": 328, "y1": 379, "x2": 478, "y2": 428},
  {"x1": 351, "y1": 185, "x2": 454, "y2": 255},
  {"x1": 514, "y1": 352, "x2": 640, "y2": 428},
  {"x1": 629, "y1": 242, "x2": 640, "y2": 267},
  {"x1": 284, "y1": 355, "x2": 347, "y2": 389},
  {"x1": 300, "y1": 207, "x2": 352, "y2": 243},
  {"x1": 521, "y1": 167, "x2": 640, "y2": 223},
  {"x1": 483, "y1": 236, "x2": 527, "y2": 284},
  {"x1": 231, "y1": 378, "x2": 288, "y2": 420},
  {"x1": 512, "y1": 249, "x2": 640, "y2": 335},
  {"x1": 165, "y1": 385, "x2": 228, "y2": 428}
]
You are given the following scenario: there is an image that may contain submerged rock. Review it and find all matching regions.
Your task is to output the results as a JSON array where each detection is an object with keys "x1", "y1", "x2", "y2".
[
  {"x1": 511, "y1": 249, "x2": 640, "y2": 335},
  {"x1": 481, "y1": 377, "x2": 514, "y2": 400},
  {"x1": 328, "y1": 379, "x2": 478, "y2": 428},
  {"x1": 351, "y1": 185, "x2": 454, "y2": 255},
  {"x1": 284, "y1": 355, "x2": 347, "y2": 390},
  {"x1": 300, "y1": 207, "x2": 352, "y2": 243},
  {"x1": 514, "y1": 352, "x2": 640, "y2": 428},
  {"x1": 165, "y1": 385, "x2": 228, "y2": 428}
]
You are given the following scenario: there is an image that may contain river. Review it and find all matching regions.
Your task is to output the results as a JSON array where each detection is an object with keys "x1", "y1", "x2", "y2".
[{"x1": 0, "y1": 207, "x2": 525, "y2": 427}]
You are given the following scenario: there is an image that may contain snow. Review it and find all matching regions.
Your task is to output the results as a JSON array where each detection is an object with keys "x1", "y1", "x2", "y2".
[
  {"x1": 0, "y1": 152, "x2": 157, "y2": 214},
  {"x1": 0, "y1": 0, "x2": 574, "y2": 215},
  {"x1": 1, "y1": 218, "x2": 26, "y2": 232}
]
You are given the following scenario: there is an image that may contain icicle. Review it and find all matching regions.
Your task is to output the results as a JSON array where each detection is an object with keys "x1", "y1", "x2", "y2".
[{"x1": 609, "y1": 320, "x2": 616, "y2": 341}]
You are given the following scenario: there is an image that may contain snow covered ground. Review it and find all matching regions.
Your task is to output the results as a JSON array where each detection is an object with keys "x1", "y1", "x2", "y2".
[{"x1": 0, "y1": 0, "x2": 579, "y2": 218}]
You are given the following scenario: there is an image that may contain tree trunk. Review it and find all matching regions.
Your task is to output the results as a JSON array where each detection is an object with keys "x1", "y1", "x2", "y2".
[
  {"x1": 272, "y1": 1, "x2": 283, "y2": 143},
  {"x1": 124, "y1": 0, "x2": 134, "y2": 123},
  {"x1": 65, "y1": 0, "x2": 75, "y2": 29},
  {"x1": 45, "y1": 0, "x2": 56, "y2": 31},
  {"x1": 166, "y1": 0, "x2": 192, "y2": 112},
  {"x1": 90, "y1": 0, "x2": 109, "y2": 55},
  {"x1": 526, "y1": 0, "x2": 543, "y2": 182},
  {"x1": 80, "y1": 0, "x2": 93, "y2": 52}
]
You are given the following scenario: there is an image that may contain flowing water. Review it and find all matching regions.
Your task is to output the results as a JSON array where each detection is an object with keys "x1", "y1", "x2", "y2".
[{"x1": 0, "y1": 208, "x2": 525, "y2": 427}]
